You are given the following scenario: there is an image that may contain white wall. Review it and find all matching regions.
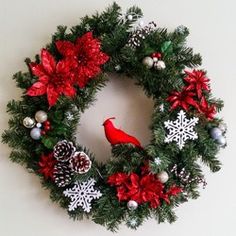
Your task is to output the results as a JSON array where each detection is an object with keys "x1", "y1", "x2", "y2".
[{"x1": 0, "y1": 0, "x2": 235, "y2": 235}]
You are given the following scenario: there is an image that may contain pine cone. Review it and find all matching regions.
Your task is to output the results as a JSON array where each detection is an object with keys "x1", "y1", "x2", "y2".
[
  {"x1": 69, "y1": 151, "x2": 92, "y2": 174},
  {"x1": 53, "y1": 140, "x2": 76, "y2": 162},
  {"x1": 53, "y1": 162, "x2": 74, "y2": 187}
]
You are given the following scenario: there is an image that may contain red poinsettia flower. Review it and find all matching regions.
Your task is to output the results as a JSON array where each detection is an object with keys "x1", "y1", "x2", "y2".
[
  {"x1": 198, "y1": 96, "x2": 216, "y2": 120},
  {"x1": 107, "y1": 172, "x2": 128, "y2": 185},
  {"x1": 56, "y1": 32, "x2": 109, "y2": 88},
  {"x1": 184, "y1": 70, "x2": 210, "y2": 98},
  {"x1": 167, "y1": 88, "x2": 198, "y2": 111},
  {"x1": 108, "y1": 171, "x2": 182, "y2": 209},
  {"x1": 27, "y1": 49, "x2": 77, "y2": 107},
  {"x1": 166, "y1": 185, "x2": 182, "y2": 197},
  {"x1": 38, "y1": 153, "x2": 57, "y2": 180}
]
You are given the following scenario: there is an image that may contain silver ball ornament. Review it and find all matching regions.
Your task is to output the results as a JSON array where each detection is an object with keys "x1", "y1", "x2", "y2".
[
  {"x1": 127, "y1": 200, "x2": 138, "y2": 210},
  {"x1": 216, "y1": 136, "x2": 227, "y2": 147},
  {"x1": 210, "y1": 127, "x2": 223, "y2": 140},
  {"x1": 30, "y1": 128, "x2": 41, "y2": 140},
  {"x1": 157, "y1": 171, "x2": 169, "y2": 183},
  {"x1": 35, "y1": 110, "x2": 48, "y2": 123},
  {"x1": 23, "y1": 117, "x2": 35, "y2": 128},
  {"x1": 142, "y1": 56, "x2": 154, "y2": 69},
  {"x1": 154, "y1": 60, "x2": 166, "y2": 70},
  {"x1": 127, "y1": 15, "x2": 133, "y2": 21}
]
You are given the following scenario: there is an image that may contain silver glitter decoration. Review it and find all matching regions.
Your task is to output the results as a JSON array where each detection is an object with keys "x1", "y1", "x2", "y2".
[
  {"x1": 127, "y1": 21, "x2": 157, "y2": 49},
  {"x1": 84, "y1": 23, "x2": 91, "y2": 31},
  {"x1": 175, "y1": 25, "x2": 188, "y2": 34},
  {"x1": 115, "y1": 65, "x2": 121, "y2": 71},
  {"x1": 154, "y1": 157, "x2": 161, "y2": 165}
]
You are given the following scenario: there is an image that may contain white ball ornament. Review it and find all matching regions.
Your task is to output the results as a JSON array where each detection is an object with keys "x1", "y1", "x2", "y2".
[
  {"x1": 30, "y1": 127, "x2": 41, "y2": 140},
  {"x1": 127, "y1": 200, "x2": 138, "y2": 210},
  {"x1": 154, "y1": 60, "x2": 166, "y2": 70},
  {"x1": 35, "y1": 110, "x2": 48, "y2": 123},
  {"x1": 142, "y1": 56, "x2": 154, "y2": 69},
  {"x1": 157, "y1": 171, "x2": 169, "y2": 183},
  {"x1": 23, "y1": 117, "x2": 35, "y2": 128}
]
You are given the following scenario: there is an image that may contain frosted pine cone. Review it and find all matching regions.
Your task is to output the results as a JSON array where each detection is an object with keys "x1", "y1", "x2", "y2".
[
  {"x1": 53, "y1": 140, "x2": 76, "y2": 162},
  {"x1": 53, "y1": 162, "x2": 74, "y2": 187},
  {"x1": 69, "y1": 152, "x2": 92, "y2": 174}
]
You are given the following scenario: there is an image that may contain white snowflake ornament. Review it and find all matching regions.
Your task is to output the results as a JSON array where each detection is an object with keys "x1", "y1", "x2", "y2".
[
  {"x1": 164, "y1": 110, "x2": 199, "y2": 150},
  {"x1": 65, "y1": 111, "x2": 74, "y2": 121},
  {"x1": 84, "y1": 23, "x2": 91, "y2": 31},
  {"x1": 63, "y1": 178, "x2": 102, "y2": 213},
  {"x1": 154, "y1": 157, "x2": 161, "y2": 165}
]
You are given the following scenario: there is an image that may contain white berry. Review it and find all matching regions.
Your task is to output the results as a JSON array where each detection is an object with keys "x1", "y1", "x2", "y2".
[{"x1": 154, "y1": 60, "x2": 166, "y2": 70}]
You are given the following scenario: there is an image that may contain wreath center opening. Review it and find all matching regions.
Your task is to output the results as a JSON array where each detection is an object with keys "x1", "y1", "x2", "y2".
[{"x1": 76, "y1": 74, "x2": 154, "y2": 162}]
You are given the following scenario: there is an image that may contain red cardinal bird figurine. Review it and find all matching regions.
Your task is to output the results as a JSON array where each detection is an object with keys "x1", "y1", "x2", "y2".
[{"x1": 103, "y1": 117, "x2": 142, "y2": 148}]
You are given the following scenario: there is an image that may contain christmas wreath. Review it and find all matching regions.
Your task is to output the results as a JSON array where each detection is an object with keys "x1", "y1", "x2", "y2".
[{"x1": 2, "y1": 3, "x2": 227, "y2": 231}]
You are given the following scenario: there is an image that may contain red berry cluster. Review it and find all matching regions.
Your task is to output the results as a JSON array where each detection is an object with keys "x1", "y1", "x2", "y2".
[
  {"x1": 151, "y1": 52, "x2": 162, "y2": 60},
  {"x1": 41, "y1": 120, "x2": 51, "y2": 136}
]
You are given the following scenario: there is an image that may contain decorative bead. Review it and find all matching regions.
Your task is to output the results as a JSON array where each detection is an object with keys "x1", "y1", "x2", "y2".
[
  {"x1": 157, "y1": 171, "x2": 169, "y2": 183},
  {"x1": 127, "y1": 15, "x2": 133, "y2": 21},
  {"x1": 154, "y1": 60, "x2": 166, "y2": 70},
  {"x1": 216, "y1": 136, "x2": 227, "y2": 147},
  {"x1": 127, "y1": 200, "x2": 138, "y2": 210},
  {"x1": 35, "y1": 110, "x2": 48, "y2": 123},
  {"x1": 210, "y1": 127, "x2": 223, "y2": 140},
  {"x1": 36, "y1": 123, "x2": 42, "y2": 128},
  {"x1": 23, "y1": 117, "x2": 35, "y2": 128},
  {"x1": 30, "y1": 127, "x2": 41, "y2": 140},
  {"x1": 142, "y1": 56, "x2": 153, "y2": 68},
  {"x1": 218, "y1": 123, "x2": 227, "y2": 134}
]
